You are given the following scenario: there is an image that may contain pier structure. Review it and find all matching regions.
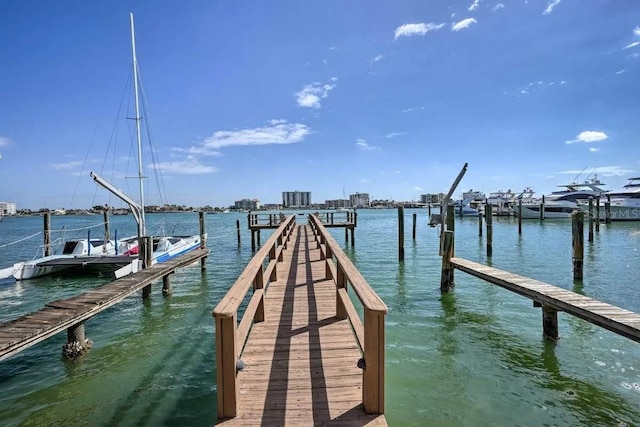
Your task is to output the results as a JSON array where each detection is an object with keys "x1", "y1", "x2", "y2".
[
  {"x1": 214, "y1": 214, "x2": 387, "y2": 425},
  {"x1": 0, "y1": 248, "x2": 209, "y2": 361}
]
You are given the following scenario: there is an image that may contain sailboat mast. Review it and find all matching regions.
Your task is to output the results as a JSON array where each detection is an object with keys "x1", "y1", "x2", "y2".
[{"x1": 130, "y1": 12, "x2": 146, "y2": 237}]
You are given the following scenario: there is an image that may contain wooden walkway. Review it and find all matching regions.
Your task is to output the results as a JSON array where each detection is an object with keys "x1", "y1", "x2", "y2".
[
  {"x1": 215, "y1": 221, "x2": 386, "y2": 426},
  {"x1": 451, "y1": 257, "x2": 640, "y2": 342},
  {"x1": 0, "y1": 249, "x2": 209, "y2": 361}
]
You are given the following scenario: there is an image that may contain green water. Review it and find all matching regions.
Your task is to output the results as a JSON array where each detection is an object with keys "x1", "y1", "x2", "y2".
[{"x1": 0, "y1": 211, "x2": 639, "y2": 426}]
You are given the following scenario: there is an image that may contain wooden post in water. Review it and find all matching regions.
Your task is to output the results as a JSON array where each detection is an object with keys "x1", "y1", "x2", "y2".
[
  {"x1": 518, "y1": 198, "x2": 522, "y2": 235},
  {"x1": 588, "y1": 197, "x2": 594, "y2": 242},
  {"x1": 250, "y1": 230, "x2": 256, "y2": 251},
  {"x1": 412, "y1": 213, "x2": 417, "y2": 240},
  {"x1": 345, "y1": 227, "x2": 349, "y2": 243},
  {"x1": 257, "y1": 230, "x2": 261, "y2": 247},
  {"x1": 478, "y1": 212, "x2": 483, "y2": 237},
  {"x1": 236, "y1": 219, "x2": 241, "y2": 246},
  {"x1": 43, "y1": 212, "x2": 52, "y2": 256},
  {"x1": 142, "y1": 236, "x2": 153, "y2": 298},
  {"x1": 458, "y1": 203, "x2": 463, "y2": 217},
  {"x1": 398, "y1": 206, "x2": 405, "y2": 261},
  {"x1": 595, "y1": 197, "x2": 601, "y2": 232},
  {"x1": 199, "y1": 211, "x2": 207, "y2": 271},
  {"x1": 571, "y1": 210, "x2": 584, "y2": 280},
  {"x1": 350, "y1": 226, "x2": 355, "y2": 246},
  {"x1": 440, "y1": 230, "x2": 454, "y2": 292},
  {"x1": 542, "y1": 304, "x2": 559, "y2": 340},
  {"x1": 428, "y1": 204, "x2": 431, "y2": 217},
  {"x1": 446, "y1": 204, "x2": 455, "y2": 254},
  {"x1": 605, "y1": 194, "x2": 611, "y2": 224},
  {"x1": 485, "y1": 204, "x2": 493, "y2": 257},
  {"x1": 539, "y1": 195, "x2": 545, "y2": 221},
  {"x1": 103, "y1": 209, "x2": 110, "y2": 243},
  {"x1": 62, "y1": 321, "x2": 92, "y2": 358},
  {"x1": 162, "y1": 274, "x2": 172, "y2": 295}
]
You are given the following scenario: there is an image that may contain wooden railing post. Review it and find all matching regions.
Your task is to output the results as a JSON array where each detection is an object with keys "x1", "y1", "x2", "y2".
[
  {"x1": 336, "y1": 262, "x2": 347, "y2": 320},
  {"x1": 269, "y1": 244, "x2": 277, "y2": 282},
  {"x1": 363, "y1": 309, "x2": 385, "y2": 414},
  {"x1": 215, "y1": 314, "x2": 238, "y2": 419},
  {"x1": 254, "y1": 266, "x2": 265, "y2": 322}
]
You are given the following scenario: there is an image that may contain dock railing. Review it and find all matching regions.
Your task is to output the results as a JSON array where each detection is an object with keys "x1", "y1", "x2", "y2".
[
  {"x1": 212, "y1": 214, "x2": 296, "y2": 419},
  {"x1": 308, "y1": 213, "x2": 388, "y2": 414},
  {"x1": 247, "y1": 212, "x2": 287, "y2": 228},
  {"x1": 315, "y1": 210, "x2": 357, "y2": 226}
]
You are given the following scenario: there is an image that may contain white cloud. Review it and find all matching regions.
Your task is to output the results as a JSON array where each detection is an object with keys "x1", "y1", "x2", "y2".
[
  {"x1": 329, "y1": 76, "x2": 338, "y2": 82},
  {"x1": 565, "y1": 131, "x2": 609, "y2": 144},
  {"x1": 151, "y1": 156, "x2": 218, "y2": 174},
  {"x1": 623, "y1": 41, "x2": 640, "y2": 50},
  {"x1": 173, "y1": 146, "x2": 221, "y2": 157},
  {"x1": 356, "y1": 139, "x2": 381, "y2": 151},
  {"x1": 452, "y1": 18, "x2": 477, "y2": 32},
  {"x1": 402, "y1": 108, "x2": 414, "y2": 113},
  {"x1": 589, "y1": 148, "x2": 600, "y2": 152},
  {"x1": 51, "y1": 160, "x2": 83, "y2": 170},
  {"x1": 329, "y1": 46, "x2": 337, "y2": 50},
  {"x1": 0, "y1": 153, "x2": 2, "y2": 160},
  {"x1": 468, "y1": 0, "x2": 481, "y2": 11},
  {"x1": 394, "y1": 23, "x2": 445, "y2": 39},
  {"x1": 385, "y1": 132, "x2": 407, "y2": 138},
  {"x1": 270, "y1": 119, "x2": 287, "y2": 125},
  {"x1": 414, "y1": 186, "x2": 424, "y2": 191},
  {"x1": 295, "y1": 80, "x2": 337, "y2": 108},
  {"x1": 543, "y1": 0, "x2": 561, "y2": 15},
  {"x1": 371, "y1": 54, "x2": 384, "y2": 64},
  {"x1": 560, "y1": 166, "x2": 633, "y2": 177},
  {"x1": 492, "y1": 3, "x2": 505, "y2": 11},
  {"x1": 616, "y1": 69, "x2": 626, "y2": 75},
  {"x1": 634, "y1": 26, "x2": 640, "y2": 37},
  {"x1": 0, "y1": 137, "x2": 9, "y2": 146},
  {"x1": 203, "y1": 121, "x2": 312, "y2": 149},
  {"x1": 560, "y1": 80, "x2": 567, "y2": 85}
]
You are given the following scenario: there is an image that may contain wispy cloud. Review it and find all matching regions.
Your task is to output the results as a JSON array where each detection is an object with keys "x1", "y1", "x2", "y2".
[
  {"x1": 295, "y1": 79, "x2": 337, "y2": 108},
  {"x1": 385, "y1": 132, "x2": 407, "y2": 138},
  {"x1": 635, "y1": 26, "x2": 640, "y2": 37},
  {"x1": 51, "y1": 161, "x2": 83, "y2": 170},
  {"x1": 414, "y1": 186, "x2": 424, "y2": 192},
  {"x1": 492, "y1": 3, "x2": 505, "y2": 11},
  {"x1": 172, "y1": 146, "x2": 221, "y2": 157},
  {"x1": 202, "y1": 121, "x2": 312, "y2": 149},
  {"x1": 565, "y1": 131, "x2": 608, "y2": 144},
  {"x1": 452, "y1": 18, "x2": 477, "y2": 32},
  {"x1": 623, "y1": 41, "x2": 640, "y2": 50},
  {"x1": 0, "y1": 153, "x2": 3, "y2": 160},
  {"x1": 589, "y1": 148, "x2": 600, "y2": 152},
  {"x1": 402, "y1": 106, "x2": 425, "y2": 113},
  {"x1": 543, "y1": 0, "x2": 561, "y2": 15},
  {"x1": 560, "y1": 166, "x2": 633, "y2": 177},
  {"x1": 371, "y1": 54, "x2": 384, "y2": 64},
  {"x1": 468, "y1": 0, "x2": 481, "y2": 11},
  {"x1": 0, "y1": 137, "x2": 9, "y2": 147},
  {"x1": 394, "y1": 23, "x2": 445, "y2": 40},
  {"x1": 329, "y1": 46, "x2": 337, "y2": 50},
  {"x1": 616, "y1": 69, "x2": 626, "y2": 75},
  {"x1": 151, "y1": 156, "x2": 218, "y2": 174},
  {"x1": 356, "y1": 139, "x2": 381, "y2": 151}
]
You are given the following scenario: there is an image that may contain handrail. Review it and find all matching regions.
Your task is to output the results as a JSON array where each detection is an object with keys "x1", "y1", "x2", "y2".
[
  {"x1": 308, "y1": 213, "x2": 387, "y2": 415},
  {"x1": 212, "y1": 214, "x2": 296, "y2": 419}
]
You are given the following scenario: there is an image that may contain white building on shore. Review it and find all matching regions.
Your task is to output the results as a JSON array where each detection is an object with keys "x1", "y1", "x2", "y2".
[
  {"x1": 0, "y1": 202, "x2": 16, "y2": 215},
  {"x1": 282, "y1": 191, "x2": 311, "y2": 208}
]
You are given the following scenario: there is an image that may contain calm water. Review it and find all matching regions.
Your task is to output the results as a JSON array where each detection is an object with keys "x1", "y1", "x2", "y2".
[{"x1": 0, "y1": 210, "x2": 639, "y2": 426}]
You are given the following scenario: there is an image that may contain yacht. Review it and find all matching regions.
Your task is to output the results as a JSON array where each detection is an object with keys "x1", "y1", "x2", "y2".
[
  {"x1": 519, "y1": 177, "x2": 606, "y2": 219},
  {"x1": 486, "y1": 189, "x2": 516, "y2": 215},
  {"x1": 600, "y1": 177, "x2": 640, "y2": 221}
]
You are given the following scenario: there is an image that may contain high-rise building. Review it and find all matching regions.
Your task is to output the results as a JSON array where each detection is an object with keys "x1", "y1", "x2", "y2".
[
  {"x1": 234, "y1": 198, "x2": 261, "y2": 210},
  {"x1": 282, "y1": 191, "x2": 311, "y2": 208},
  {"x1": 420, "y1": 193, "x2": 445, "y2": 204},
  {"x1": 349, "y1": 192, "x2": 370, "y2": 208}
]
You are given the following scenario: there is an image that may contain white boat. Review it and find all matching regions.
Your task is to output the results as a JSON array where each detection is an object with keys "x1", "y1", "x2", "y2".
[
  {"x1": 89, "y1": 13, "x2": 203, "y2": 274},
  {"x1": 452, "y1": 199, "x2": 480, "y2": 216},
  {"x1": 0, "y1": 237, "x2": 139, "y2": 281},
  {"x1": 486, "y1": 189, "x2": 515, "y2": 215},
  {"x1": 592, "y1": 177, "x2": 640, "y2": 221},
  {"x1": 518, "y1": 177, "x2": 606, "y2": 219}
]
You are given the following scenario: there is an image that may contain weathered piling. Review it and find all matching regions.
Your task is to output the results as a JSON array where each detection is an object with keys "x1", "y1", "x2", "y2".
[
  {"x1": 162, "y1": 274, "x2": 172, "y2": 295},
  {"x1": 142, "y1": 236, "x2": 153, "y2": 298},
  {"x1": 236, "y1": 219, "x2": 241, "y2": 246},
  {"x1": 103, "y1": 209, "x2": 110, "y2": 243},
  {"x1": 251, "y1": 230, "x2": 256, "y2": 251},
  {"x1": 478, "y1": 212, "x2": 483, "y2": 237},
  {"x1": 571, "y1": 210, "x2": 584, "y2": 280},
  {"x1": 412, "y1": 213, "x2": 417, "y2": 240},
  {"x1": 458, "y1": 203, "x2": 463, "y2": 217},
  {"x1": 595, "y1": 197, "x2": 601, "y2": 232},
  {"x1": 428, "y1": 204, "x2": 431, "y2": 217},
  {"x1": 398, "y1": 206, "x2": 405, "y2": 261},
  {"x1": 199, "y1": 211, "x2": 207, "y2": 271},
  {"x1": 542, "y1": 304, "x2": 559, "y2": 340},
  {"x1": 485, "y1": 204, "x2": 493, "y2": 257},
  {"x1": 62, "y1": 321, "x2": 93, "y2": 359},
  {"x1": 43, "y1": 212, "x2": 52, "y2": 256},
  {"x1": 539, "y1": 195, "x2": 545, "y2": 221},
  {"x1": 588, "y1": 197, "x2": 594, "y2": 242},
  {"x1": 440, "y1": 230, "x2": 454, "y2": 292},
  {"x1": 446, "y1": 204, "x2": 455, "y2": 253},
  {"x1": 605, "y1": 194, "x2": 611, "y2": 224},
  {"x1": 518, "y1": 198, "x2": 522, "y2": 235}
]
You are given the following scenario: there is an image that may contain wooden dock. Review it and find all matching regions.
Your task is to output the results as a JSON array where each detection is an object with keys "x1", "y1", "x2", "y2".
[
  {"x1": 0, "y1": 248, "x2": 209, "y2": 362},
  {"x1": 214, "y1": 214, "x2": 387, "y2": 426},
  {"x1": 450, "y1": 257, "x2": 640, "y2": 341}
]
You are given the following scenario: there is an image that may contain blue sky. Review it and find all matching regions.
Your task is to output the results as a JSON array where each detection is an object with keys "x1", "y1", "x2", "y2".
[{"x1": 1, "y1": 0, "x2": 639, "y2": 209}]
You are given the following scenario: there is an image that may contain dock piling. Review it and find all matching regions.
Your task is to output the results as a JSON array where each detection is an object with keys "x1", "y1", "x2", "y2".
[
  {"x1": 478, "y1": 212, "x2": 483, "y2": 237},
  {"x1": 518, "y1": 198, "x2": 522, "y2": 234},
  {"x1": 605, "y1": 194, "x2": 611, "y2": 224},
  {"x1": 43, "y1": 212, "x2": 52, "y2": 256},
  {"x1": 142, "y1": 236, "x2": 153, "y2": 298},
  {"x1": 440, "y1": 230, "x2": 454, "y2": 292},
  {"x1": 588, "y1": 197, "x2": 594, "y2": 242},
  {"x1": 398, "y1": 206, "x2": 405, "y2": 261},
  {"x1": 542, "y1": 304, "x2": 559, "y2": 340},
  {"x1": 199, "y1": 211, "x2": 207, "y2": 271},
  {"x1": 571, "y1": 210, "x2": 584, "y2": 280},
  {"x1": 62, "y1": 321, "x2": 93, "y2": 359},
  {"x1": 103, "y1": 209, "x2": 110, "y2": 243},
  {"x1": 412, "y1": 213, "x2": 417, "y2": 240},
  {"x1": 236, "y1": 219, "x2": 241, "y2": 246},
  {"x1": 539, "y1": 195, "x2": 545, "y2": 221},
  {"x1": 595, "y1": 197, "x2": 601, "y2": 232},
  {"x1": 485, "y1": 204, "x2": 493, "y2": 257}
]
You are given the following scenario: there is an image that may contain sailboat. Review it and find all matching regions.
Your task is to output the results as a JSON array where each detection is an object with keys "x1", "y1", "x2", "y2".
[{"x1": 89, "y1": 13, "x2": 203, "y2": 273}]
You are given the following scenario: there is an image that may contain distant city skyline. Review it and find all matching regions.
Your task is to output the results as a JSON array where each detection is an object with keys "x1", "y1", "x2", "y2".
[{"x1": 1, "y1": 2, "x2": 639, "y2": 210}]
